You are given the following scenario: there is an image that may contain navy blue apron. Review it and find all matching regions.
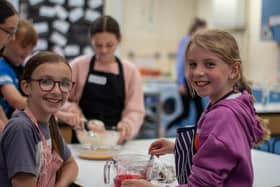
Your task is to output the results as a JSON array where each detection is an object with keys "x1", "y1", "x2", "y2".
[
  {"x1": 79, "y1": 55, "x2": 125, "y2": 130},
  {"x1": 174, "y1": 125, "x2": 197, "y2": 184}
]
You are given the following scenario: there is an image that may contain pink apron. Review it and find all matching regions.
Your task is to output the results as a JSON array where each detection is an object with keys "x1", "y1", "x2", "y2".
[{"x1": 25, "y1": 108, "x2": 63, "y2": 187}]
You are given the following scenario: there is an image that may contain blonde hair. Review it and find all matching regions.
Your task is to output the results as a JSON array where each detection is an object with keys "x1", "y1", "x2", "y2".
[{"x1": 185, "y1": 29, "x2": 270, "y2": 143}]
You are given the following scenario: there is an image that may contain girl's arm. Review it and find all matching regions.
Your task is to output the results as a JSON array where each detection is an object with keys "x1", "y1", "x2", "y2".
[
  {"x1": 117, "y1": 61, "x2": 145, "y2": 143},
  {"x1": 0, "y1": 106, "x2": 7, "y2": 131},
  {"x1": 11, "y1": 173, "x2": 37, "y2": 187},
  {"x1": 55, "y1": 155, "x2": 78, "y2": 187}
]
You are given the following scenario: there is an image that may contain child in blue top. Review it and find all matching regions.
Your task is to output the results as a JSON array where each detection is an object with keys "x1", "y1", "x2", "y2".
[{"x1": 121, "y1": 30, "x2": 270, "y2": 187}]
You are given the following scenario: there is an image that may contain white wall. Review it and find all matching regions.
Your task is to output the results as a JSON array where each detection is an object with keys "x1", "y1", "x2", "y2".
[
  {"x1": 247, "y1": 0, "x2": 279, "y2": 86},
  {"x1": 105, "y1": 0, "x2": 280, "y2": 86}
]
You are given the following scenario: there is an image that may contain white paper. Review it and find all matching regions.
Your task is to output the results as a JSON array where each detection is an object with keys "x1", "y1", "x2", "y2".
[
  {"x1": 68, "y1": 0, "x2": 84, "y2": 7},
  {"x1": 50, "y1": 32, "x2": 67, "y2": 46},
  {"x1": 85, "y1": 9, "x2": 101, "y2": 22},
  {"x1": 34, "y1": 39, "x2": 48, "y2": 51},
  {"x1": 33, "y1": 22, "x2": 49, "y2": 34},
  {"x1": 64, "y1": 45, "x2": 80, "y2": 56},
  {"x1": 39, "y1": 6, "x2": 56, "y2": 18},
  {"x1": 53, "y1": 20, "x2": 70, "y2": 34},
  {"x1": 88, "y1": 0, "x2": 103, "y2": 9},
  {"x1": 55, "y1": 5, "x2": 68, "y2": 20},
  {"x1": 49, "y1": 0, "x2": 65, "y2": 5},
  {"x1": 28, "y1": 0, "x2": 43, "y2": 6},
  {"x1": 69, "y1": 8, "x2": 84, "y2": 22}
]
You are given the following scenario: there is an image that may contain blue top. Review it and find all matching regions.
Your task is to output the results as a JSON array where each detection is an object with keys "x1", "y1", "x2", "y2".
[
  {"x1": 176, "y1": 35, "x2": 191, "y2": 86},
  {"x1": 0, "y1": 57, "x2": 19, "y2": 114}
]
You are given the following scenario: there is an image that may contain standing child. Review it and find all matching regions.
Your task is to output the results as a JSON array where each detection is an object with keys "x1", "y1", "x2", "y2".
[
  {"x1": 121, "y1": 29, "x2": 269, "y2": 187},
  {"x1": 0, "y1": 51, "x2": 78, "y2": 186}
]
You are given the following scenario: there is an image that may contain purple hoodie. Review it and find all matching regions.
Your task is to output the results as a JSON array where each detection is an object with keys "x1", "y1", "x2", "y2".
[{"x1": 178, "y1": 91, "x2": 264, "y2": 187}]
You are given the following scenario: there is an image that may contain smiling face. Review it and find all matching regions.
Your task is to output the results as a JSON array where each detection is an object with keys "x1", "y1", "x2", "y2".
[
  {"x1": 4, "y1": 40, "x2": 34, "y2": 66},
  {"x1": 186, "y1": 44, "x2": 239, "y2": 104},
  {"x1": 90, "y1": 32, "x2": 120, "y2": 64},
  {"x1": 22, "y1": 62, "x2": 72, "y2": 122},
  {"x1": 0, "y1": 15, "x2": 18, "y2": 52}
]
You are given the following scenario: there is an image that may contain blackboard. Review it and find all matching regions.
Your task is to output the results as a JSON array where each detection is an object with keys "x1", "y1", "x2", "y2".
[{"x1": 18, "y1": 0, "x2": 104, "y2": 59}]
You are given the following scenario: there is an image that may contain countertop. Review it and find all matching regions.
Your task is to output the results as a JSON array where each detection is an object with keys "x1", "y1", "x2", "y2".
[{"x1": 70, "y1": 139, "x2": 280, "y2": 187}]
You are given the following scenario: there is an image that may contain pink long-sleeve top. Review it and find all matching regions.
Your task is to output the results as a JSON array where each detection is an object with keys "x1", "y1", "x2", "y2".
[{"x1": 68, "y1": 54, "x2": 145, "y2": 138}]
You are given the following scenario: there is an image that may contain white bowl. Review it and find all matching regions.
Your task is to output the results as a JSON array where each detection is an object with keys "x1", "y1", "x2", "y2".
[{"x1": 77, "y1": 130, "x2": 119, "y2": 147}]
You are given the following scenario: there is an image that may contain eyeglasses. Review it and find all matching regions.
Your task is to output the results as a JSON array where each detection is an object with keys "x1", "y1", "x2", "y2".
[
  {"x1": 0, "y1": 26, "x2": 16, "y2": 39},
  {"x1": 30, "y1": 79, "x2": 75, "y2": 92}
]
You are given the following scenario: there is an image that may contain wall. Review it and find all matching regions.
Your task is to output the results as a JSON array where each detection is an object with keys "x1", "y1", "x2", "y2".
[
  {"x1": 247, "y1": 0, "x2": 279, "y2": 86},
  {"x1": 105, "y1": 0, "x2": 280, "y2": 85}
]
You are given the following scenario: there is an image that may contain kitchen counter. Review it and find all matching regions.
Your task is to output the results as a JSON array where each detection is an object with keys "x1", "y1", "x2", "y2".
[
  {"x1": 70, "y1": 139, "x2": 280, "y2": 187},
  {"x1": 254, "y1": 103, "x2": 280, "y2": 113},
  {"x1": 254, "y1": 103, "x2": 280, "y2": 136}
]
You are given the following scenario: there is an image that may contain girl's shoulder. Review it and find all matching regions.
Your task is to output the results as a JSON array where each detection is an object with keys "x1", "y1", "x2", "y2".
[
  {"x1": 70, "y1": 54, "x2": 92, "y2": 66},
  {"x1": 4, "y1": 111, "x2": 34, "y2": 133},
  {"x1": 120, "y1": 59, "x2": 141, "y2": 79}
]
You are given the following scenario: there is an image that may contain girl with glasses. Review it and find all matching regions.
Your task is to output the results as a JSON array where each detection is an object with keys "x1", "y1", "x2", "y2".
[
  {"x1": 0, "y1": 0, "x2": 18, "y2": 55},
  {"x1": 0, "y1": 0, "x2": 18, "y2": 131},
  {"x1": 0, "y1": 19, "x2": 37, "y2": 119},
  {"x1": 0, "y1": 51, "x2": 78, "y2": 186}
]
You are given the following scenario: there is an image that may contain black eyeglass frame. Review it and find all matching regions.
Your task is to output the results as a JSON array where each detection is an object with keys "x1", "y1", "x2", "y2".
[
  {"x1": 29, "y1": 79, "x2": 75, "y2": 92},
  {"x1": 0, "y1": 26, "x2": 16, "y2": 38}
]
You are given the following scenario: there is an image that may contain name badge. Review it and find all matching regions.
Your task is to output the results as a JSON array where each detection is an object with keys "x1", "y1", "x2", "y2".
[{"x1": 88, "y1": 74, "x2": 107, "y2": 85}]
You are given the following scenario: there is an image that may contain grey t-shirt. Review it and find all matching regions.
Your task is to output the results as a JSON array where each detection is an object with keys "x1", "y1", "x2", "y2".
[{"x1": 0, "y1": 110, "x2": 71, "y2": 186}]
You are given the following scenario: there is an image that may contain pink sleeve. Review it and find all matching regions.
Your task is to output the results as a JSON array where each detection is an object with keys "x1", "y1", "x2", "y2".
[
  {"x1": 118, "y1": 60, "x2": 145, "y2": 138},
  {"x1": 69, "y1": 55, "x2": 91, "y2": 103}
]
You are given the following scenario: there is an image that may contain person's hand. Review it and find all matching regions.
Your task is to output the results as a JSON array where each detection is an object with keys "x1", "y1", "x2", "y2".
[
  {"x1": 148, "y1": 138, "x2": 175, "y2": 156},
  {"x1": 55, "y1": 110, "x2": 84, "y2": 130},
  {"x1": 121, "y1": 179, "x2": 158, "y2": 187},
  {"x1": 178, "y1": 85, "x2": 187, "y2": 94},
  {"x1": 117, "y1": 123, "x2": 131, "y2": 144},
  {"x1": 87, "y1": 120, "x2": 106, "y2": 133}
]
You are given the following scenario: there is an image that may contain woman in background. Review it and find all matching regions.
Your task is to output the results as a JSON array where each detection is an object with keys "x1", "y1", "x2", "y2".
[
  {"x1": 167, "y1": 17, "x2": 207, "y2": 130},
  {"x1": 65, "y1": 15, "x2": 144, "y2": 144},
  {"x1": 0, "y1": 0, "x2": 18, "y2": 130},
  {"x1": 0, "y1": 19, "x2": 37, "y2": 118}
]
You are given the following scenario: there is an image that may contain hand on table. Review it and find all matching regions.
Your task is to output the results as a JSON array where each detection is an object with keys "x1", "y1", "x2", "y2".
[
  {"x1": 117, "y1": 123, "x2": 132, "y2": 144},
  {"x1": 148, "y1": 138, "x2": 175, "y2": 157}
]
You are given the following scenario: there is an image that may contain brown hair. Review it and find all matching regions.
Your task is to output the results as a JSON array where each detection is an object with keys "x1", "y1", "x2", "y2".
[
  {"x1": 89, "y1": 15, "x2": 121, "y2": 40},
  {"x1": 188, "y1": 17, "x2": 207, "y2": 35},
  {"x1": 185, "y1": 29, "x2": 270, "y2": 144},
  {"x1": 22, "y1": 51, "x2": 71, "y2": 177},
  {"x1": 15, "y1": 19, "x2": 37, "y2": 47}
]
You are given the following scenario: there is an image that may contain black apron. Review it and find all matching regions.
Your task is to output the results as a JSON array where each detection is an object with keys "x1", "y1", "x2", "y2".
[
  {"x1": 79, "y1": 55, "x2": 125, "y2": 130},
  {"x1": 174, "y1": 125, "x2": 197, "y2": 184}
]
